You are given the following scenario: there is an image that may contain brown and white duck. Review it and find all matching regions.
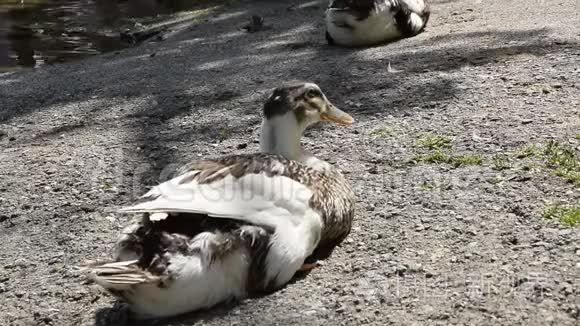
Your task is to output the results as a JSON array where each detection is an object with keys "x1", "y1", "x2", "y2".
[
  {"x1": 82, "y1": 82, "x2": 356, "y2": 319},
  {"x1": 325, "y1": 0, "x2": 431, "y2": 47}
]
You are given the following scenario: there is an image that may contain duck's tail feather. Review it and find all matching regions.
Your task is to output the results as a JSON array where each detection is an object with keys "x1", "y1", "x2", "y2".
[
  {"x1": 82, "y1": 260, "x2": 160, "y2": 290},
  {"x1": 408, "y1": 12, "x2": 427, "y2": 34}
]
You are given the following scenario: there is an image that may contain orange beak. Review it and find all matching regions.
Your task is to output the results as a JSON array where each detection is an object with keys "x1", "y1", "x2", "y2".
[{"x1": 320, "y1": 102, "x2": 354, "y2": 125}]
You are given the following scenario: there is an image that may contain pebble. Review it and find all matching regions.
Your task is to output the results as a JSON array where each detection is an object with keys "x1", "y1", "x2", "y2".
[
  {"x1": 303, "y1": 309, "x2": 317, "y2": 316},
  {"x1": 378, "y1": 210, "x2": 399, "y2": 219},
  {"x1": 395, "y1": 265, "x2": 407, "y2": 275},
  {"x1": 558, "y1": 229, "x2": 572, "y2": 236},
  {"x1": 406, "y1": 262, "x2": 423, "y2": 273}
]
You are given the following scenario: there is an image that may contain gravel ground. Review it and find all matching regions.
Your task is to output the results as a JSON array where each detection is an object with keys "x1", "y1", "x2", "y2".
[{"x1": 1, "y1": 0, "x2": 579, "y2": 325}]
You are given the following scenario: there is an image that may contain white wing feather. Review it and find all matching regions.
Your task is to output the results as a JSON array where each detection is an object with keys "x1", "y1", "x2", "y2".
[{"x1": 119, "y1": 171, "x2": 314, "y2": 229}]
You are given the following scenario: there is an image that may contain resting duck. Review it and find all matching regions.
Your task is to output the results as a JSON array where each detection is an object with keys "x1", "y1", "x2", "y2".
[
  {"x1": 83, "y1": 82, "x2": 356, "y2": 319},
  {"x1": 325, "y1": 0, "x2": 431, "y2": 47}
]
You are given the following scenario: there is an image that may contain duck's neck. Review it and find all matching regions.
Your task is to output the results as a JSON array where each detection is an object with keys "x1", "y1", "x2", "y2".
[
  {"x1": 259, "y1": 116, "x2": 331, "y2": 170},
  {"x1": 260, "y1": 115, "x2": 308, "y2": 161}
]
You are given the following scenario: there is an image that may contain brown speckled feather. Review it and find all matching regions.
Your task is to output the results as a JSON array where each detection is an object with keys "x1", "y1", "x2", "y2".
[{"x1": 174, "y1": 153, "x2": 355, "y2": 251}]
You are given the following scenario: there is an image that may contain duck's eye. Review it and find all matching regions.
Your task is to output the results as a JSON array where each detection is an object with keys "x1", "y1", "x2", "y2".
[{"x1": 306, "y1": 89, "x2": 319, "y2": 98}]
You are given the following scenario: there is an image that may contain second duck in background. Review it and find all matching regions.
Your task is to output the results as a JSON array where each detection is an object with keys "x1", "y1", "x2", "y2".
[{"x1": 325, "y1": 0, "x2": 431, "y2": 47}]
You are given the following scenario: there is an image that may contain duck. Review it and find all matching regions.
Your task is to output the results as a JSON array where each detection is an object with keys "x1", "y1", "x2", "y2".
[
  {"x1": 82, "y1": 82, "x2": 356, "y2": 319},
  {"x1": 325, "y1": 0, "x2": 431, "y2": 47}
]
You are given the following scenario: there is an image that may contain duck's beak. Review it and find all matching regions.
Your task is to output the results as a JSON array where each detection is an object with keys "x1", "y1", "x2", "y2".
[{"x1": 320, "y1": 101, "x2": 354, "y2": 125}]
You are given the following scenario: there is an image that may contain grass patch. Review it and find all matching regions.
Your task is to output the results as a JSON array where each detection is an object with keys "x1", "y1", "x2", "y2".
[
  {"x1": 542, "y1": 141, "x2": 580, "y2": 185},
  {"x1": 575, "y1": 133, "x2": 580, "y2": 140},
  {"x1": 492, "y1": 154, "x2": 512, "y2": 170},
  {"x1": 516, "y1": 144, "x2": 538, "y2": 158},
  {"x1": 370, "y1": 125, "x2": 396, "y2": 137},
  {"x1": 217, "y1": 127, "x2": 231, "y2": 141},
  {"x1": 543, "y1": 203, "x2": 580, "y2": 226},
  {"x1": 419, "y1": 181, "x2": 434, "y2": 191},
  {"x1": 413, "y1": 150, "x2": 451, "y2": 164},
  {"x1": 553, "y1": 168, "x2": 580, "y2": 185},
  {"x1": 451, "y1": 154, "x2": 483, "y2": 167},
  {"x1": 417, "y1": 133, "x2": 452, "y2": 150}
]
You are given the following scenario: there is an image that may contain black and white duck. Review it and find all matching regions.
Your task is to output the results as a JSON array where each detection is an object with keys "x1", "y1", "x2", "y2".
[
  {"x1": 82, "y1": 82, "x2": 356, "y2": 319},
  {"x1": 325, "y1": 0, "x2": 431, "y2": 47}
]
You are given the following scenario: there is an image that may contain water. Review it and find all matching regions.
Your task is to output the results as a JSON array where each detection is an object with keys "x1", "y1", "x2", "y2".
[{"x1": 0, "y1": 0, "x2": 206, "y2": 70}]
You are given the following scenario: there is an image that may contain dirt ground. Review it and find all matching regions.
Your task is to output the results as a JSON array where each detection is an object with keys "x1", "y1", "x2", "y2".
[{"x1": 0, "y1": 0, "x2": 578, "y2": 325}]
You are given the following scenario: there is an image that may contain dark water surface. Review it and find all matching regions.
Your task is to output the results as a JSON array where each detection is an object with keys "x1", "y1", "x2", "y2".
[{"x1": 0, "y1": 0, "x2": 204, "y2": 70}]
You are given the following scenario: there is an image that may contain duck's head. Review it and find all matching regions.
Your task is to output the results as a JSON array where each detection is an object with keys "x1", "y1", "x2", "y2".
[
  {"x1": 263, "y1": 82, "x2": 354, "y2": 128},
  {"x1": 260, "y1": 82, "x2": 354, "y2": 162}
]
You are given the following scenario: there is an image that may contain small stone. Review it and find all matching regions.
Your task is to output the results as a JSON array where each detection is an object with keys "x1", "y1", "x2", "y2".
[
  {"x1": 9, "y1": 136, "x2": 16, "y2": 141},
  {"x1": 407, "y1": 262, "x2": 423, "y2": 273},
  {"x1": 559, "y1": 229, "x2": 572, "y2": 236},
  {"x1": 562, "y1": 286, "x2": 573, "y2": 296},
  {"x1": 395, "y1": 265, "x2": 407, "y2": 275},
  {"x1": 80, "y1": 205, "x2": 96, "y2": 213},
  {"x1": 378, "y1": 210, "x2": 399, "y2": 219}
]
